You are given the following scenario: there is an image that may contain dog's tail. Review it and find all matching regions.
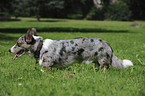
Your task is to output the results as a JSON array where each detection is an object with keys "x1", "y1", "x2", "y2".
[{"x1": 111, "y1": 54, "x2": 133, "y2": 69}]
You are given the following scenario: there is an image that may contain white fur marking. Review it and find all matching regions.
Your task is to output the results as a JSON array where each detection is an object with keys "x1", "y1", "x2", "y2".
[
  {"x1": 84, "y1": 60, "x2": 93, "y2": 64},
  {"x1": 41, "y1": 68, "x2": 44, "y2": 72},
  {"x1": 39, "y1": 39, "x2": 53, "y2": 66},
  {"x1": 39, "y1": 58, "x2": 43, "y2": 66},
  {"x1": 43, "y1": 39, "x2": 54, "y2": 50},
  {"x1": 10, "y1": 44, "x2": 16, "y2": 53},
  {"x1": 123, "y1": 59, "x2": 133, "y2": 68},
  {"x1": 33, "y1": 35, "x2": 43, "y2": 40}
]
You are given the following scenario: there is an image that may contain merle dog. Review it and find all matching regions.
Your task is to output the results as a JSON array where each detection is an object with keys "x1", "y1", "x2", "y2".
[{"x1": 9, "y1": 28, "x2": 133, "y2": 71}]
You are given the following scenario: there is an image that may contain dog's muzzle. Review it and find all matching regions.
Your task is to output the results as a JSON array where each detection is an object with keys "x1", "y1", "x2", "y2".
[{"x1": 9, "y1": 49, "x2": 26, "y2": 60}]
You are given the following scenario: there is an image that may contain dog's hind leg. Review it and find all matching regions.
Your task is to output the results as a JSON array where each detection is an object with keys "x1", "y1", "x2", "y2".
[
  {"x1": 97, "y1": 56, "x2": 110, "y2": 71},
  {"x1": 95, "y1": 63, "x2": 100, "y2": 69},
  {"x1": 103, "y1": 64, "x2": 110, "y2": 71},
  {"x1": 93, "y1": 61, "x2": 100, "y2": 69}
]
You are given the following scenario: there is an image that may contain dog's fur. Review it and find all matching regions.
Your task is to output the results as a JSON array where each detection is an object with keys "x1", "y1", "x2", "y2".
[{"x1": 9, "y1": 28, "x2": 133, "y2": 71}]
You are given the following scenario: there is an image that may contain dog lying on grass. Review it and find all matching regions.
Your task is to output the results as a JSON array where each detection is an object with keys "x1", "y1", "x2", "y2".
[{"x1": 9, "y1": 28, "x2": 133, "y2": 72}]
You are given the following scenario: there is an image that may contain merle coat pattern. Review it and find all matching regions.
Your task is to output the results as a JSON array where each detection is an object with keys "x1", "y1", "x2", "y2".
[
  {"x1": 40, "y1": 38, "x2": 113, "y2": 69},
  {"x1": 9, "y1": 28, "x2": 133, "y2": 71}
]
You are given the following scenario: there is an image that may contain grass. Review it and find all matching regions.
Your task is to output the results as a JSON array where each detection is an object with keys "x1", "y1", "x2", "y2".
[{"x1": 0, "y1": 17, "x2": 145, "y2": 96}]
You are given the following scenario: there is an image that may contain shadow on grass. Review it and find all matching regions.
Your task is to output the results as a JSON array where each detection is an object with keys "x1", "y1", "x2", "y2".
[
  {"x1": 0, "y1": 33, "x2": 18, "y2": 41},
  {"x1": 0, "y1": 27, "x2": 129, "y2": 33},
  {"x1": 0, "y1": 34, "x2": 18, "y2": 45},
  {"x1": 28, "y1": 20, "x2": 67, "y2": 22},
  {"x1": 0, "y1": 19, "x2": 21, "y2": 22},
  {"x1": 0, "y1": 27, "x2": 130, "y2": 42}
]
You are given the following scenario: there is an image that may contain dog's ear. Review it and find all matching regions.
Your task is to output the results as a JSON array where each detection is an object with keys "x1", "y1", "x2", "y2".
[
  {"x1": 26, "y1": 28, "x2": 33, "y2": 43},
  {"x1": 32, "y1": 28, "x2": 37, "y2": 35}
]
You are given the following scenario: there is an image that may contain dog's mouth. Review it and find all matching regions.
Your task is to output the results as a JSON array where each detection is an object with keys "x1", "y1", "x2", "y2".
[{"x1": 13, "y1": 49, "x2": 25, "y2": 60}]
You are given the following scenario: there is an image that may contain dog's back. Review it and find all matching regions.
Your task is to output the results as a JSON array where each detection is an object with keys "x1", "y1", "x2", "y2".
[{"x1": 41, "y1": 37, "x2": 113, "y2": 67}]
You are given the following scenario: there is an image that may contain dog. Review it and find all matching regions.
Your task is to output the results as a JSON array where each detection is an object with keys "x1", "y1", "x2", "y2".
[{"x1": 9, "y1": 28, "x2": 133, "y2": 71}]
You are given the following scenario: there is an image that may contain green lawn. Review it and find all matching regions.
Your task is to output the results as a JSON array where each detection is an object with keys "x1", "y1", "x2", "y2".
[{"x1": 0, "y1": 17, "x2": 145, "y2": 96}]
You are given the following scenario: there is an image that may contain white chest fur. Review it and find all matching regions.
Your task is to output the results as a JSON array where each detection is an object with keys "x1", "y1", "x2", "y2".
[{"x1": 39, "y1": 39, "x2": 54, "y2": 65}]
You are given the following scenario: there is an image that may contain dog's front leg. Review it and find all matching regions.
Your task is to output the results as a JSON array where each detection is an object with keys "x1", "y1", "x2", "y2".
[
  {"x1": 104, "y1": 64, "x2": 110, "y2": 71},
  {"x1": 41, "y1": 66, "x2": 51, "y2": 72},
  {"x1": 41, "y1": 62, "x2": 53, "y2": 72},
  {"x1": 41, "y1": 66, "x2": 45, "y2": 72}
]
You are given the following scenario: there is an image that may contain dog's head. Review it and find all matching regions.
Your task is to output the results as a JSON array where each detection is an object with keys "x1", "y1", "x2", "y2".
[{"x1": 9, "y1": 28, "x2": 43, "y2": 60}]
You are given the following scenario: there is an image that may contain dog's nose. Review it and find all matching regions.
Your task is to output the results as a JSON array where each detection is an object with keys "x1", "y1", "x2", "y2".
[{"x1": 9, "y1": 49, "x2": 11, "y2": 53}]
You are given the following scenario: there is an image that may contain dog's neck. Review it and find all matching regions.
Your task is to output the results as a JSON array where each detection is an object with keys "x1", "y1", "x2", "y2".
[
  {"x1": 29, "y1": 36, "x2": 43, "y2": 58},
  {"x1": 39, "y1": 39, "x2": 54, "y2": 58},
  {"x1": 29, "y1": 37, "x2": 54, "y2": 63},
  {"x1": 34, "y1": 39, "x2": 43, "y2": 58}
]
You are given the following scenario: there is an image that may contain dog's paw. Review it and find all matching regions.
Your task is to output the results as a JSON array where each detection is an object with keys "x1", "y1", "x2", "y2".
[{"x1": 41, "y1": 68, "x2": 44, "y2": 72}]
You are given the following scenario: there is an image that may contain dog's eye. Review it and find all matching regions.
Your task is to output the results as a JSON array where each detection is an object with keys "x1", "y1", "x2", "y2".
[{"x1": 17, "y1": 42, "x2": 21, "y2": 47}]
